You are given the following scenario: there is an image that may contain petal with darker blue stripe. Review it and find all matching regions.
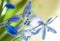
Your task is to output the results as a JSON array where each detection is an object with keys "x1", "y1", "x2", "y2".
[
  {"x1": 42, "y1": 27, "x2": 46, "y2": 40},
  {"x1": 47, "y1": 26, "x2": 57, "y2": 33}
]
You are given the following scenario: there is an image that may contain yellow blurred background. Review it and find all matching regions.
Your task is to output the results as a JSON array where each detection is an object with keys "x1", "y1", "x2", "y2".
[{"x1": 10, "y1": 0, "x2": 59, "y2": 21}]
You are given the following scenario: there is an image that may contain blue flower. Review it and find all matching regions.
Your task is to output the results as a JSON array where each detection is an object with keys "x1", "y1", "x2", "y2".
[
  {"x1": 8, "y1": 15, "x2": 22, "y2": 22},
  {"x1": 37, "y1": 16, "x2": 57, "y2": 40},
  {"x1": 23, "y1": 1, "x2": 32, "y2": 17},
  {"x1": 5, "y1": 4, "x2": 15, "y2": 9},
  {"x1": 5, "y1": 24, "x2": 18, "y2": 37}
]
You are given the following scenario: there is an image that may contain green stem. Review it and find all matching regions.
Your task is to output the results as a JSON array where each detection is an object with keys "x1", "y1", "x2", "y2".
[{"x1": 0, "y1": 0, "x2": 4, "y2": 16}]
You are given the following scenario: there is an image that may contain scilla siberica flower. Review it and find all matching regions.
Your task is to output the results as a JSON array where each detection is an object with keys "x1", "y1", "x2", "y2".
[{"x1": 38, "y1": 16, "x2": 57, "y2": 40}]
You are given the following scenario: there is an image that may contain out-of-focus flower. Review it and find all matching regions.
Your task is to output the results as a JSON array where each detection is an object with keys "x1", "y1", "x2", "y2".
[
  {"x1": 5, "y1": 4, "x2": 15, "y2": 9},
  {"x1": 5, "y1": 24, "x2": 18, "y2": 37}
]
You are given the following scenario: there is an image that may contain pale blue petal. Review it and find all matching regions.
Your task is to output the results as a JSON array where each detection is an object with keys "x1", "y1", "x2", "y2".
[
  {"x1": 42, "y1": 27, "x2": 46, "y2": 40},
  {"x1": 48, "y1": 27, "x2": 57, "y2": 33},
  {"x1": 46, "y1": 16, "x2": 57, "y2": 24},
  {"x1": 46, "y1": 18, "x2": 52, "y2": 24},
  {"x1": 31, "y1": 28, "x2": 42, "y2": 35}
]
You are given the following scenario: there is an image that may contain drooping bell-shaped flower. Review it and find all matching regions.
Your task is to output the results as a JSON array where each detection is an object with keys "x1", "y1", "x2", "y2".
[
  {"x1": 8, "y1": 15, "x2": 22, "y2": 22},
  {"x1": 5, "y1": 24, "x2": 18, "y2": 37},
  {"x1": 5, "y1": 4, "x2": 15, "y2": 9}
]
